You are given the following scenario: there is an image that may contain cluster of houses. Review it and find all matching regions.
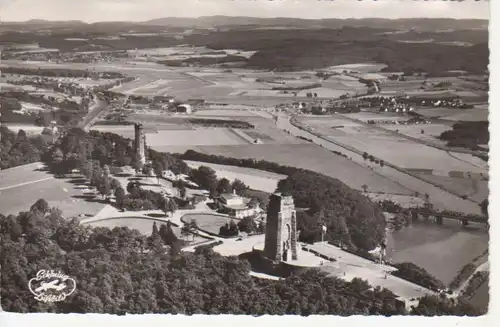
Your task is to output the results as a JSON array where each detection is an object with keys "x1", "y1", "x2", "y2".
[
  {"x1": 366, "y1": 117, "x2": 431, "y2": 126},
  {"x1": 3, "y1": 43, "x2": 128, "y2": 64},
  {"x1": 415, "y1": 98, "x2": 466, "y2": 108},
  {"x1": 124, "y1": 95, "x2": 203, "y2": 114}
]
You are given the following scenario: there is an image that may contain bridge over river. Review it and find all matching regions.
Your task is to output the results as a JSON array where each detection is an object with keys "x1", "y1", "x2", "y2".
[{"x1": 410, "y1": 209, "x2": 488, "y2": 228}]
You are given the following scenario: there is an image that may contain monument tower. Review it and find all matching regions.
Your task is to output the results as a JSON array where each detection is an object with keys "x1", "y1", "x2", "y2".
[
  {"x1": 264, "y1": 193, "x2": 299, "y2": 262},
  {"x1": 134, "y1": 123, "x2": 146, "y2": 165}
]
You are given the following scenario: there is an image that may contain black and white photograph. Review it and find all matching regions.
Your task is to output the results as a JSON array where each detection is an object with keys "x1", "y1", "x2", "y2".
[{"x1": 0, "y1": 0, "x2": 493, "y2": 322}]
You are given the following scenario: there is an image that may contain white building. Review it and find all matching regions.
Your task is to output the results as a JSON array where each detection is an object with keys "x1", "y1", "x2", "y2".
[{"x1": 216, "y1": 191, "x2": 262, "y2": 219}]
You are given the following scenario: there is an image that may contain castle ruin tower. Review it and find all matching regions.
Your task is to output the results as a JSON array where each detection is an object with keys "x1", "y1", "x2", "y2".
[
  {"x1": 264, "y1": 193, "x2": 299, "y2": 262},
  {"x1": 134, "y1": 123, "x2": 146, "y2": 165},
  {"x1": 142, "y1": 133, "x2": 148, "y2": 163}
]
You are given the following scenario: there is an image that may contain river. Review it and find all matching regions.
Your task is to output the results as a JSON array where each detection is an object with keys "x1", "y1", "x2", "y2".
[{"x1": 385, "y1": 221, "x2": 488, "y2": 285}]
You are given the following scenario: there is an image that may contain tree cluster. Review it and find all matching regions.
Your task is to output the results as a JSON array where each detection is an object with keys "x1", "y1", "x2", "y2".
[
  {"x1": 391, "y1": 262, "x2": 445, "y2": 292},
  {"x1": 1, "y1": 200, "x2": 480, "y2": 315},
  {"x1": 219, "y1": 220, "x2": 239, "y2": 237},
  {"x1": 439, "y1": 121, "x2": 489, "y2": 151},
  {"x1": 0, "y1": 126, "x2": 50, "y2": 170}
]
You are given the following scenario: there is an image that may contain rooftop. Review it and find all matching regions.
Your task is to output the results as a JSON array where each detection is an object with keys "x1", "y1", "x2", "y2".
[{"x1": 219, "y1": 193, "x2": 243, "y2": 201}]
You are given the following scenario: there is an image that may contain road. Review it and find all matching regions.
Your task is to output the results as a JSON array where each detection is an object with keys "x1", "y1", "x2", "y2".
[
  {"x1": 277, "y1": 114, "x2": 481, "y2": 215},
  {"x1": 79, "y1": 98, "x2": 110, "y2": 131},
  {"x1": 453, "y1": 261, "x2": 489, "y2": 298}
]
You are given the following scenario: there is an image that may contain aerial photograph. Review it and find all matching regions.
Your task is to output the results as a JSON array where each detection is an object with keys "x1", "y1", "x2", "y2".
[{"x1": 0, "y1": 0, "x2": 491, "y2": 318}]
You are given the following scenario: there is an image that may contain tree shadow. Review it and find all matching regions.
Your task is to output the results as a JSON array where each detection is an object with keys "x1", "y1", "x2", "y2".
[
  {"x1": 71, "y1": 195, "x2": 109, "y2": 205},
  {"x1": 67, "y1": 178, "x2": 89, "y2": 185},
  {"x1": 206, "y1": 202, "x2": 218, "y2": 210},
  {"x1": 139, "y1": 182, "x2": 160, "y2": 187},
  {"x1": 114, "y1": 173, "x2": 133, "y2": 178},
  {"x1": 146, "y1": 213, "x2": 166, "y2": 218}
]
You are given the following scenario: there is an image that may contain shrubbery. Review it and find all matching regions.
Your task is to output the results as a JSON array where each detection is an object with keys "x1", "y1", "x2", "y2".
[
  {"x1": 392, "y1": 262, "x2": 445, "y2": 292},
  {"x1": 449, "y1": 263, "x2": 477, "y2": 290},
  {"x1": 186, "y1": 118, "x2": 255, "y2": 129}
]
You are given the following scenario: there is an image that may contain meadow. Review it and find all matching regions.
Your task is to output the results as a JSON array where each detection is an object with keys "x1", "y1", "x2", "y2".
[
  {"x1": 0, "y1": 163, "x2": 105, "y2": 218},
  {"x1": 181, "y1": 213, "x2": 235, "y2": 236},
  {"x1": 185, "y1": 160, "x2": 286, "y2": 193}
]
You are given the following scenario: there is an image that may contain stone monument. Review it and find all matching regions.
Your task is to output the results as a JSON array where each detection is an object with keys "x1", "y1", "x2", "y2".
[
  {"x1": 264, "y1": 193, "x2": 299, "y2": 262},
  {"x1": 134, "y1": 123, "x2": 146, "y2": 165}
]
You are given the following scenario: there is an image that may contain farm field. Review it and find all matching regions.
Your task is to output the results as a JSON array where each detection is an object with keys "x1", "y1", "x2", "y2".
[
  {"x1": 124, "y1": 111, "x2": 302, "y2": 146},
  {"x1": 0, "y1": 163, "x2": 105, "y2": 218},
  {"x1": 2, "y1": 59, "x2": 368, "y2": 105},
  {"x1": 91, "y1": 122, "x2": 269, "y2": 148},
  {"x1": 448, "y1": 152, "x2": 489, "y2": 171},
  {"x1": 383, "y1": 123, "x2": 451, "y2": 146},
  {"x1": 284, "y1": 115, "x2": 482, "y2": 214},
  {"x1": 182, "y1": 144, "x2": 414, "y2": 195},
  {"x1": 185, "y1": 160, "x2": 286, "y2": 193},
  {"x1": 181, "y1": 213, "x2": 234, "y2": 236},
  {"x1": 146, "y1": 128, "x2": 249, "y2": 147},
  {"x1": 415, "y1": 107, "x2": 488, "y2": 121},
  {"x1": 416, "y1": 174, "x2": 488, "y2": 202},
  {"x1": 341, "y1": 112, "x2": 408, "y2": 122},
  {"x1": 298, "y1": 116, "x2": 487, "y2": 175}
]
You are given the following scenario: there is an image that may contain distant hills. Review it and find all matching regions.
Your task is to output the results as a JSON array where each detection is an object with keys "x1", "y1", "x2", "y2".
[
  {"x1": 143, "y1": 16, "x2": 489, "y2": 31},
  {"x1": 1, "y1": 16, "x2": 488, "y2": 31}
]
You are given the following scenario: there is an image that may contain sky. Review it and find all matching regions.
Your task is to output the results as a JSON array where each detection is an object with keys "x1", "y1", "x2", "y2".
[{"x1": 0, "y1": 0, "x2": 490, "y2": 22}]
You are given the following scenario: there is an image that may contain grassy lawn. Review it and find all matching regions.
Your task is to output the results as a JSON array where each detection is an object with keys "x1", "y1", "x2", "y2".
[{"x1": 181, "y1": 213, "x2": 235, "y2": 236}]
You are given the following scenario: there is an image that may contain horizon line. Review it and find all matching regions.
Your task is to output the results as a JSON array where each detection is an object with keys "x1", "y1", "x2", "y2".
[{"x1": 0, "y1": 15, "x2": 490, "y2": 24}]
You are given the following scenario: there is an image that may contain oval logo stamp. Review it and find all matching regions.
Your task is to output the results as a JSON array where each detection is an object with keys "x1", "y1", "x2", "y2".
[{"x1": 28, "y1": 270, "x2": 77, "y2": 303}]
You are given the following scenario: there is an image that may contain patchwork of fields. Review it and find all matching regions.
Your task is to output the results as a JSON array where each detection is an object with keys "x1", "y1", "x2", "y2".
[{"x1": 299, "y1": 115, "x2": 487, "y2": 175}]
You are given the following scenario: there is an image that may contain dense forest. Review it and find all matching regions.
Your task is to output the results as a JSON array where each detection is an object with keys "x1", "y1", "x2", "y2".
[
  {"x1": 0, "y1": 200, "x2": 480, "y2": 315},
  {"x1": 44, "y1": 128, "x2": 189, "y2": 175},
  {"x1": 184, "y1": 29, "x2": 488, "y2": 74},
  {"x1": 439, "y1": 121, "x2": 489, "y2": 150}
]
